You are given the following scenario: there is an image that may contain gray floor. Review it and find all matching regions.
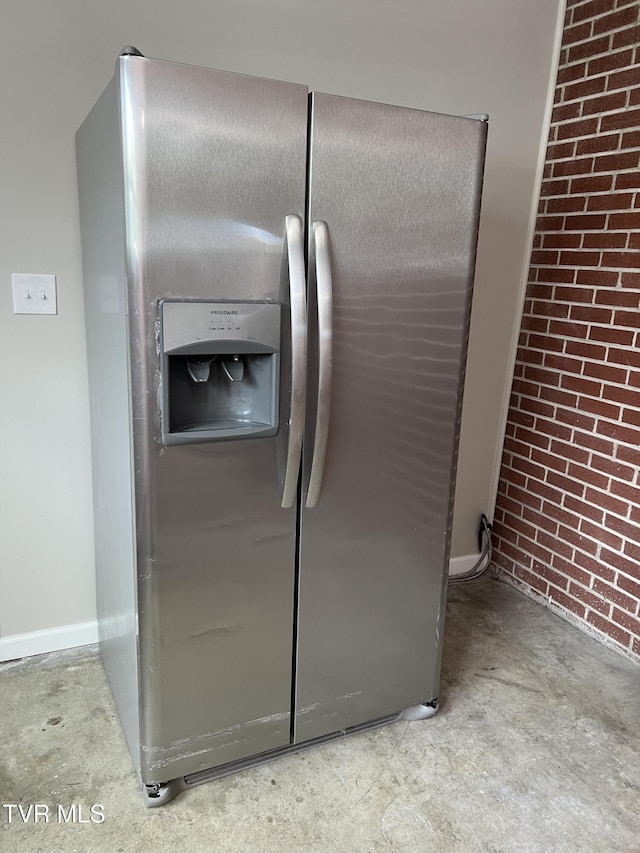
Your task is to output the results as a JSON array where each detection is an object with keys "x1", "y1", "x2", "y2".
[{"x1": 1, "y1": 575, "x2": 639, "y2": 852}]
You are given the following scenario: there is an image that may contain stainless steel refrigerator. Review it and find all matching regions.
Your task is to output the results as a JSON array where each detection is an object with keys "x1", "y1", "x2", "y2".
[{"x1": 76, "y1": 47, "x2": 486, "y2": 806}]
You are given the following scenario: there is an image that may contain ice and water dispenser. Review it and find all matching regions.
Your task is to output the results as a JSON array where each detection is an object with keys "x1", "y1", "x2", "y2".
[{"x1": 159, "y1": 301, "x2": 280, "y2": 445}]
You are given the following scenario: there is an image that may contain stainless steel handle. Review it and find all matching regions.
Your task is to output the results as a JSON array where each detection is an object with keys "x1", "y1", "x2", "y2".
[
  {"x1": 281, "y1": 214, "x2": 307, "y2": 508},
  {"x1": 306, "y1": 221, "x2": 333, "y2": 509}
]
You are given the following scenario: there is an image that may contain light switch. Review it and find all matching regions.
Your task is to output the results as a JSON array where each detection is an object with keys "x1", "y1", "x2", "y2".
[{"x1": 12, "y1": 273, "x2": 57, "y2": 315}]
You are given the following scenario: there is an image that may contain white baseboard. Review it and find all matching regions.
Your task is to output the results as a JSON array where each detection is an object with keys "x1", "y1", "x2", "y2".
[
  {"x1": 0, "y1": 620, "x2": 98, "y2": 663},
  {"x1": 1, "y1": 557, "x2": 478, "y2": 661},
  {"x1": 449, "y1": 553, "x2": 482, "y2": 577}
]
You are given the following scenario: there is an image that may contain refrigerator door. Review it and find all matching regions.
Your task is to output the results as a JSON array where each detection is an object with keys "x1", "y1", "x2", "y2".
[
  {"x1": 118, "y1": 55, "x2": 308, "y2": 780},
  {"x1": 295, "y1": 93, "x2": 486, "y2": 742}
]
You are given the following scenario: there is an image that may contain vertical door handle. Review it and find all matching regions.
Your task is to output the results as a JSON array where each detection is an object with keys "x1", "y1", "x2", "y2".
[
  {"x1": 306, "y1": 221, "x2": 333, "y2": 509},
  {"x1": 281, "y1": 214, "x2": 307, "y2": 508}
]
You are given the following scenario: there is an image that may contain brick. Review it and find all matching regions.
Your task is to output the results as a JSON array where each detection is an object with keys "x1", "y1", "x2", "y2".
[
  {"x1": 581, "y1": 91, "x2": 627, "y2": 116},
  {"x1": 583, "y1": 232, "x2": 628, "y2": 249},
  {"x1": 608, "y1": 347, "x2": 640, "y2": 369},
  {"x1": 596, "y1": 419, "x2": 640, "y2": 445},
  {"x1": 542, "y1": 500, "x2": 580, "y2": 529},
  {"x1": 585, "y1": 486, "x2": 629, "y2": 516},
  {"x1": 603, "y1": 384, "x2": 640, "y2": 407},
  {"x1": 601, "y1": 107, "x2": 640, "y2": 132},
  {"x1": 577, "y1": 396, "x2": 621, "y2": 419},
  {"x1": 529, "y1": 479, "x2": 564, "y2": 504},
  {"x1": 517, "y1": 535, "x2": 553, "y2": 566},
  {"x1": 571, "y1": 175, "x2": 613, "y2": 193},
  {"x1": 612, "y1": 24, "x2": 640, "y2": 48},
  {"x1": 612, "y1": 607, "x2": 640, "y2": 636},
  {"x1": 593, "y1": 579, "x2": 638, "y2": 613},
  {"x1": 589, "y1": 325, "x2": 633, "y2": 344},
  {"x1": 550, "y1": 588, "x2": 587, "y2": 618},
  {"x1": 608, "y1": 66, "x2": 640, "y2": 90},
  {"x1": 613, "y1": 308, "x2": 640, "y2": 325},
  {"x1": 601, "y1": 548, "x2": 640, "y2": 579},
  {"x1": 576, "y1": 268, "x2": 619, "y2": 286},
  {"x1": 621, "y1": 129, "x2": 640, "y2": 147},
  {"x1": 576, "y1": 134, "x2": 621, "y2": 155},
  {"x1": 569, "y1": 582, "x2": 611, "y2": 615},
  {"x1": 552, "y1": 102, "x2": 582, "y2": 124},
  {"x1": 568, "y1": 34, "x2": 612, "y2": 62},
  {"x1": 557, "y1": 117, "x2": 599, "y2": 140},
  {"x1": 564, "y1": 493, "x2": 604, "y2": 523},
  {"x1": 515, "y1": 425, "x2": 554, "y2": 451},
  {"x1": 545, "y1": 196, "x2": 587, "y2": 214},
  {"x1": 609, "y1": 211, "x2": 640, "y2": 229},
  {"x1": 550, "y1": 437, "x2": 590, "y2": 464},
  {"x1": 534, "y1": 560, "x2": 572, "y2": 589},
  {"x1": 551, "y1": 553, "x2": 592, "y2": 587},
  {"x1": 582, "y1": 361, "x2": 628, "y2": 383},
  {"x1": 560, "y1": 375, "x2": 602, "y2": 398},
  {"x1": 538, "y1": 386, "x2": 580, "y2": 408},
  {"x1": 564, "y1": 20, "x2": 594, "y2": 45},
  {"x1": 503, "y1": 436, "x2": 533, "y2": 461},
  {"x1": 559, "y1": 250, "x2": 601, "y2": 266},
  {"x1": 568, "y1": 462, "x2": 610, "y2": 490},
  {"x1": 523, "y1": 505, "x2": 560, "y2": 535},
  {"x1": 573, "y1": 429, "x2": 614, "y2": 455},
  {"x1": 529, "y1": 283, "x2": 555, "y2": 300},
  {"x1": 498, "y1": 539, "x2": 535, "y2": 570},
  {"x1": 542, "y1": 353, "x2": 582, "y2": 374},
  {"x1": 531, "y1": 249, "x2": 560, "y2": 265},
  {"x1": 547, "y1": 470, "x2": 585, "y2": 497},
  {"x1": 593, "y1": 6, "x2": 639, "y2": 34},
  {"x1": 536, "y1": 214, "x2": 565, "y2": 231},
  {"x1": 542, "y1": 233, "x2": 582, "y2": 249},
  {"x1": 623, "y1": 540, "x2": 640, "y2": 562},
  {"x1": 519, "y1": 396, "x2": 556, "y2": 417},
  {"x1": 617, "y1": 575, "x2": 640, "y2": 601},
  {"x1": 596, "y1": 290, "x2": 640, "y2": 308},
  {"x1": 521, "y1": 316, "x2": 549, "y2": 334},
  {"x1": 620, "y1": 272, "x2": 640, "y2": 287},
  {"x1": 553, "y1": 158, "x2": 595, "y2": 177},
  {"x1": 564, "y1": 213, "x2": 607, "y2": 230},
  {"x1": 550, "y1": 320, "x2": 589, "y2": 339},
  {"x1": 621, "y1": 407, "x2": 640, "y2": 427},
  {"x1": 565, "y1": 340, "x2": 606, "y2": 359},
  {"x1": 546, "y1": 141, "x2": 576, "y2": 160},
  {"x1": 615, "y1": 444, "x2": 640, "y2": 466},
  {"x1": 580, "y1": 518, "x2": 623, "y2": 550},
  {"x1": 557, "y1": 63, "x2": 587, "y2": 85},
  {"x1": 540, "y1": 178, "x2": 571, "y2": 196},
  {"x1": 588, "y1": 48, "x2": 634, "y2": 75},
  {"x1": 591, "y1": 453, "x2": 636, "y2": 481},
  {"x1": 537, "y1": 267, "x2": 577, "y2": 284},
  {"x1": 575, "y1": 549, "x2": 615, "y2": 582},
  {"x1": 587, "y1": 192, "x2": 635, "y2": 211},
  {"x1": 594, "y1": 151, "x2": 640, "y2": 172},
  {"x1": 615, "y1": 172, "x2": 640, "y2": 189},
  {"x1": 564, "y1": 76, "x2": 607, "y2": 102},
  {"x1": 572, "y1": 0, "x2": 615, "y2": 23},
  {"x1": 555, "y1": 408, "x2": 596, "y2": 431},
  {"x1": 527, "y1": 334, "x2": 564, "y2": 354},
  {"x1": 587, "y1": 610, "x2": 631, "y2": 646},
  {"x1": 531, "y1": 447, "x2": 570, "y2": 473},
  {"x1": 629, "y1": 88, "x2": 640, "y2": 106},
  {"x1": 569, "y1": 304, "x2": 612, "y2": 323},
  {"x1": 512, "y1": 563, "x2": 549, "y2": 596},
  {"x1": 629, "y1": 233, "x2": 640, "y2": 249}
]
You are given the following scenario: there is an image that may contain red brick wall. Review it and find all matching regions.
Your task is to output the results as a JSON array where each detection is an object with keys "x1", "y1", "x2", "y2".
[{"x1": 492, "y1": 0, "x2": 640, "y2": 663}]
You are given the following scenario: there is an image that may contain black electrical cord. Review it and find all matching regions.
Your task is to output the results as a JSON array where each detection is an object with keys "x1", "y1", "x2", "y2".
[{"x1": 448, "y1": 514, "x2": 492, "y2": 584}]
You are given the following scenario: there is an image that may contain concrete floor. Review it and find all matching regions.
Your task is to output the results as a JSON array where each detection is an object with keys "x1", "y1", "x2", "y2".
[{"x1": 1, "y1": 575, "x2": 639, "y2": 853}]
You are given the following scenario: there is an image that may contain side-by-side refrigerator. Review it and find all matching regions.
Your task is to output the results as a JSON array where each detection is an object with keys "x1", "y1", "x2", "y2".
[{"x1": 76, "y1": 48, "x2": 486, "y2": 806}]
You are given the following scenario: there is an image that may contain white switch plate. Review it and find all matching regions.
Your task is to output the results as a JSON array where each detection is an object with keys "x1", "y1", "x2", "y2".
[{"x1": 12, "y1": 273, "x2": 57, "y2": 315}]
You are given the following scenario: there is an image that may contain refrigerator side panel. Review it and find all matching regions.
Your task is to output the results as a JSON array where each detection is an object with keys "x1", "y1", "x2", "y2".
[
  {"x1": 76, "y1": 76, "x2": 141, "y2": 772},
  {"x1": 118, "y1": 56, "x2": 308, "y2": 781},
  {"x1": 296, "y1": 94, "x2": 486, "y2": 741}
]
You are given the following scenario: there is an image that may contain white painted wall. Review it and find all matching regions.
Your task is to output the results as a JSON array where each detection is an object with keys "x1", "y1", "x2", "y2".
[{"x1": 0, "y1": 0, "x2": 563, "y2": 649}]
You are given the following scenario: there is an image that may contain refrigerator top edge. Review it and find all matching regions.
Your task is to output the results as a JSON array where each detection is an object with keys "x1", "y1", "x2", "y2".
[{"x1": 115, "y1": 48, "x2": 309, "y2": 96}]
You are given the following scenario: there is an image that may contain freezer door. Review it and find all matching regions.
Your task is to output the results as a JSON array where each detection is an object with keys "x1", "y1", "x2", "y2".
[
  {"x1": 117, "y1": 54, "x2": 308, "y2": 780},
  {"x1": 295, "y1": 93, "x2": 486, "y2": 742}
]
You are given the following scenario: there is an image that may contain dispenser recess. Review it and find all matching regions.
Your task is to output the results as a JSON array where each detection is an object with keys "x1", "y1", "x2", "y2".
[{"x1": 160, "y1": 300, "x2": 280, "y2": 445}]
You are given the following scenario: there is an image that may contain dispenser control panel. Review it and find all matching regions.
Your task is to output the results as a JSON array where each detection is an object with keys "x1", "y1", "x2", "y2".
[{"x1": 160, "y1": 300, "x2": 280, "y2": 355}]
